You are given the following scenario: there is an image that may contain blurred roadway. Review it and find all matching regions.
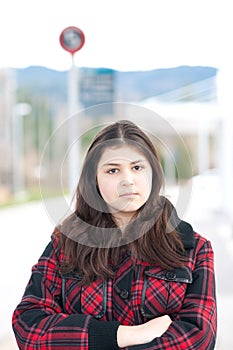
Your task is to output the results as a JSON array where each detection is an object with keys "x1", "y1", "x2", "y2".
[{"x1": 0, "y1": 188, "x2": 233, "y2": 349}]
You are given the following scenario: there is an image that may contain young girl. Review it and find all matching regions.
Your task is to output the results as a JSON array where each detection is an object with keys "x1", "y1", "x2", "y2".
[{"x1": 12, "y1": 120, "x2": 217, "y2": 349}]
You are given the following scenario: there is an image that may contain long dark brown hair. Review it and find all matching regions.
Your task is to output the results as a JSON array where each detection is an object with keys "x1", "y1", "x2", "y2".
[{"x1": 57, "y1": 120, "x2": 185, "y2": 284}]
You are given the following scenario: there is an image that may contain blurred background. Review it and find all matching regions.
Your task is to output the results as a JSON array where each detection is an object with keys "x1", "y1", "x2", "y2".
[{"x1": 1, "y1": 1, "x2": 233, "y2": 349}]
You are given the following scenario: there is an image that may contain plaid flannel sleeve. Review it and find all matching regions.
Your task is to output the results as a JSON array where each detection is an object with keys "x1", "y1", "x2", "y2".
[
  {"x1": 127, "y1": 237, "x2": 217, "y2": 350},
  {"x1": 12, "y1": 236, "x2": 120, "y2": 350}
]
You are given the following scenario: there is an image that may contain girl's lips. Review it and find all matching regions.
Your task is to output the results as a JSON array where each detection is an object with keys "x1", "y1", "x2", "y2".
[{"x1": 120, "y1": 192, "x2": 138, "y2": 197}]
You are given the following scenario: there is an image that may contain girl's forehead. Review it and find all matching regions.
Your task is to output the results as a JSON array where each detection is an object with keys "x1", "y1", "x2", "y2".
[{"x1": 98, "y1": 144, "x2": 147, "y2": 166}]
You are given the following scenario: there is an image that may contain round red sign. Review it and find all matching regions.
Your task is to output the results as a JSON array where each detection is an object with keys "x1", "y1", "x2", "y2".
[{"x1": 59, "y1": 26, "x2": 85, "y2": 55}]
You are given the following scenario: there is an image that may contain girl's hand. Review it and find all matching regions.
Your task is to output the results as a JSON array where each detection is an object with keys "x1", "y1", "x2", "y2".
[{"x1": 117, "y1": 315, "x2": 172, "y2": 348}]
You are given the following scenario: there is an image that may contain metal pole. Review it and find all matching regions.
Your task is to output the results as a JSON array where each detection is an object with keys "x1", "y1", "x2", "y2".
[
  {"x1": 68, "y1": 55, "x2": 81, "y2": 197},
  {"x1": 12, "y1": 103, "x2": 31, "y2": 198},
  {"x1": 217, "y1": 67, "x2": 233, "y2": 220},
  {"x1": 197, "y1": 116, "x2": 209, "y2": 174},
  {"x1": 12, "y1": 107, "x2": 22, "y2": 196}
]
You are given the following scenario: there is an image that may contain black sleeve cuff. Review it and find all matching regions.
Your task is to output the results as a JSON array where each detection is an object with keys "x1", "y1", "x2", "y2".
[{"x1": 88, "y1": 318, "x2": 121, "y2": 350}]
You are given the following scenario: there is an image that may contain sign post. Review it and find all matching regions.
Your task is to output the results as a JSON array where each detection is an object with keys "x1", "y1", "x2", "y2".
[{"x1": 59, "y1": 26, "x2": 85, "y2": 196}]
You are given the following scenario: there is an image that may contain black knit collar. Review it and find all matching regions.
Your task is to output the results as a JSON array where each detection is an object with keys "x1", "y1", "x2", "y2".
[{"x1": 170, "y1": 208, "x2": 195, "y2": 249}]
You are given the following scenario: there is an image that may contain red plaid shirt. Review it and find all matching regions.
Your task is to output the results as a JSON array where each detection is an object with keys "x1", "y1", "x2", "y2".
[{"x1": 12, "y1": 220, "x2": 217, "y2": 349}]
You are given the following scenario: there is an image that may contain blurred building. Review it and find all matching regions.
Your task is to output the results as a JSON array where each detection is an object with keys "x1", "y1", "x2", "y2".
[
  {"x1": 138, "y1": 76, "x2": 218, "y2": 177},
  {"x1": 0, "y1": 68, "x2": 16, "y2": 201}
]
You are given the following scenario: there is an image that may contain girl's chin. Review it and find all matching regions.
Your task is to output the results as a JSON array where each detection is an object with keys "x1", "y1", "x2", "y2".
[{"x1": 108, "y1": 206, "x2": 140, "y2": 215}]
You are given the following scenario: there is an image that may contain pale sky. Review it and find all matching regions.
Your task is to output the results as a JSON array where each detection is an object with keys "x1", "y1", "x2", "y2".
[{"x1": 0, "y1": 0, "x2": 232, "y2": 71}]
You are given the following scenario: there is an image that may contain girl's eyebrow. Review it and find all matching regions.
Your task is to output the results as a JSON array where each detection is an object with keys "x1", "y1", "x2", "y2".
[{"x1": 101, "y1": 159, "x2": 147, "y2": 167}]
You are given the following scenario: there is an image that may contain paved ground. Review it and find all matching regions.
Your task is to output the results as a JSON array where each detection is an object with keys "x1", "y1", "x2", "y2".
[{"x1": 1, "y1": 191, "x2": 233, "y2": 349}]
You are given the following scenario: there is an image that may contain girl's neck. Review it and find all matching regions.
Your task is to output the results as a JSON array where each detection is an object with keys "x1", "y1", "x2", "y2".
[{"x1": 112, "y1": 211, "x2": 135, "y2": 228}]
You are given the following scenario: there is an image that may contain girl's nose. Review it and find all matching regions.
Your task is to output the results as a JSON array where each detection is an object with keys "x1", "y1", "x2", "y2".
[
  {"x1": 120, "y1": 171, "x2": 134, "y2": 186},
  {"x1": 120, "y1": 179, "x2": 133, "y2": 186}
]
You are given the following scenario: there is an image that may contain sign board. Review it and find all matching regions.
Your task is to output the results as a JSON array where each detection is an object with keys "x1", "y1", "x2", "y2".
[{"x1": 79, "y1": 68, "x2": 115, "y2": 113}]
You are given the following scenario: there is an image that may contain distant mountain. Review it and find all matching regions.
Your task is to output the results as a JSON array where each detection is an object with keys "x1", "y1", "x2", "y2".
[
  {"x1": 15, "y1": 65, "x2": 217, "y2": 105},
  {"x1": 116, "y1": 66, "x2": 217, "y2": 101},
  {"x1": 16, "y1": 66, "x2": 68, "y2": 103}
]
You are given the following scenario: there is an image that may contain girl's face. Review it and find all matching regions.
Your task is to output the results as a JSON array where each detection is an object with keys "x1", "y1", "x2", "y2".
[{"x1": 96, "y1": 144, "x2": 152, "y2": 226}]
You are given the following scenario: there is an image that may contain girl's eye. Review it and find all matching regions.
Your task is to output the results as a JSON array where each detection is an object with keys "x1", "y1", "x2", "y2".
[
  {"x1": 108, "y1": 168, "x2": 118, "y2": 174},
  {"x1": 133, "y1": 165, "x2": 143, "y2": 171}
]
